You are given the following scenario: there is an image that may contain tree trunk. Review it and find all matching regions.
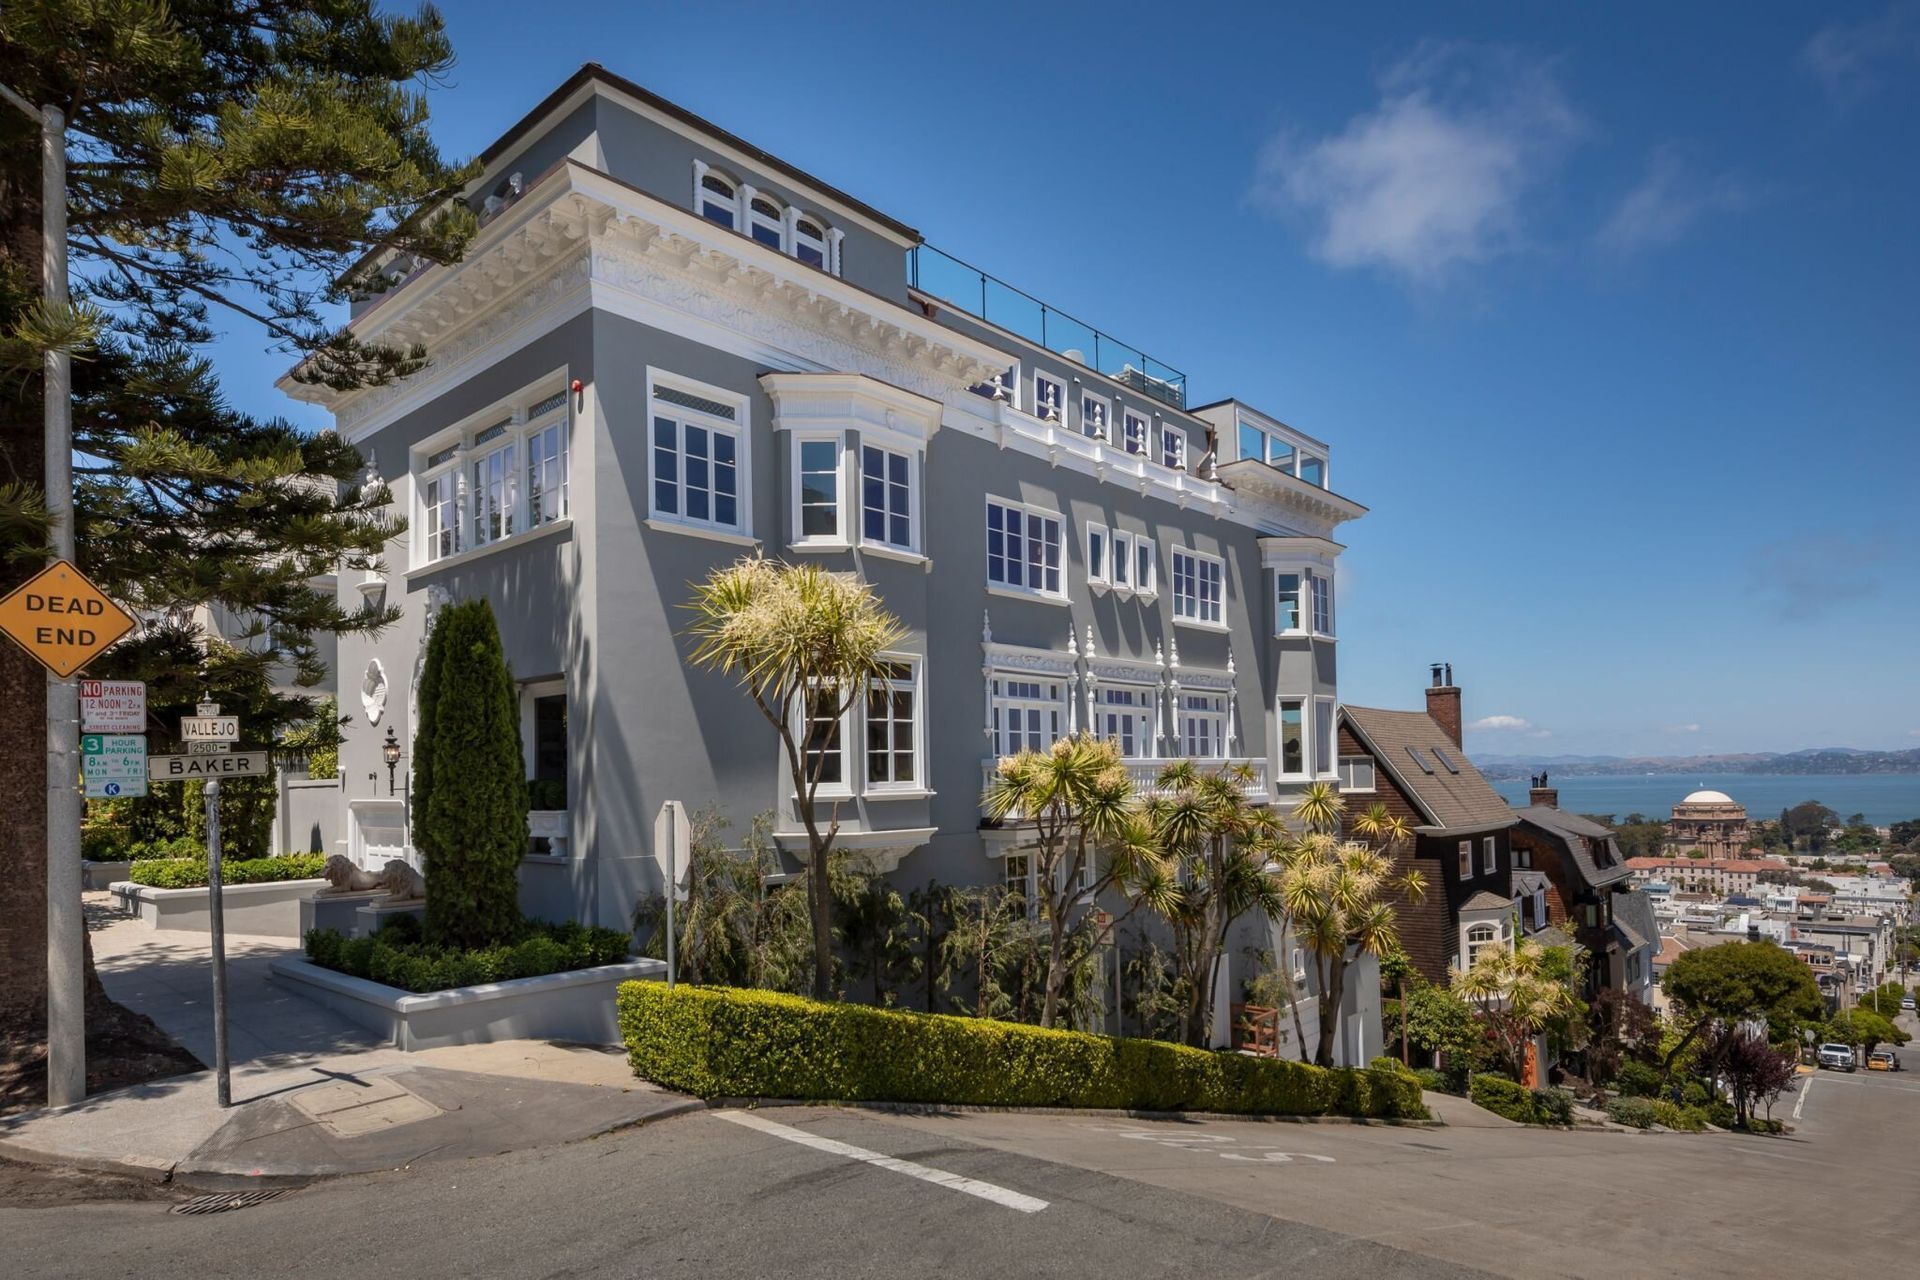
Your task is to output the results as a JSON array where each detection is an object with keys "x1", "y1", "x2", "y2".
[
  {"x1": 1040, "y1": 903, "x2": 1066, "y2": 1028},
  {"x1": 0, "y1": 146, "x2": 52, "y2": 1045},
  {"x1": 807, "y1": 842, "x2": 832, "y2": 999},
  {"x1": 1399, "y1": 974, "x2": 1410, "y2": 1066},
  {"x1": 1315, "y1": 958, "x2": 1347, "y2": 1068}
]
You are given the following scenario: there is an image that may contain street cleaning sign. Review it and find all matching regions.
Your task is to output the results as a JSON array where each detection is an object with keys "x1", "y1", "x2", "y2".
[
  {"x1": 80, "y1": 679, "x2": 146, "y2": 732},
  {"x1": 0, "y1": 560, "x2": 135, "y2": 678},
  {"x1": 149, "y1": 752, "x2": 268, "y2": 782},
  {"x1": 82, "y1": 733, "x2": 148, "y2": 798}
]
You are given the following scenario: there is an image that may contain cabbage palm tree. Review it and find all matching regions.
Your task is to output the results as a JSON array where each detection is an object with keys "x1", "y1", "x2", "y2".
[
  {"x1": 982, "y1": 735, "x2": 1169, "y2": 1027},
  {"x1": 684, "y1": 556, "x2": 907, "y2": 998},
  {"x1": 1143, "y1": 761, "x2": 1285, "y2": 1046},
  {"x1": 1293, "y1": 780, "x2": 1345, "y2": 834},
  {"x1": 1452, "y1": 937, "x2": 1578, "y2": 1081},
  {"x1": 1274, "y1": 833, "x2": 1428, "y2": 1067},
  {"x1": 1353, "y1": 803, "x2": 1416, "y2": 1062}
]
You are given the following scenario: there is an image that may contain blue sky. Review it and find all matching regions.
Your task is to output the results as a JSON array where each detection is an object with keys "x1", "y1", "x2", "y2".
[{"x1": 216, "y1": 1, "x2": 1920, "y2": 757}]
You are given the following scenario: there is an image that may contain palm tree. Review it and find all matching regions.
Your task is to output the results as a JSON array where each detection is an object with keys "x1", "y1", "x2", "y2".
[
  {"x1": 1293, "y1": 780, "x2": 1345, "y2": 834},
  {"x1": 1452, "y1": 937, "x2": 1578, "y2": 1082},
  {"x1": 982, "y1": 735, "x2": 1167, "y2": 1028},
  {"x1": 1274, "y1": 833, "x2": 1428, "y2": 1067},
  {"x1": 1142, "y1": 761, "x2": 1285, "y2": 1046},
  {"x1": 683, "y1": 556, "x2": 907, "y2": 998},
  {"x1": 1353, "y1": 803, "x2": 1416, "y2": 1063}
]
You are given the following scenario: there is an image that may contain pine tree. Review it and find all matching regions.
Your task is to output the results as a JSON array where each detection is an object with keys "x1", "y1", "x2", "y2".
[
  {"x1": 0, "y1": 3, "x2": 474, "y2": 1072},
  {"x1": 416, "y1": 600, "x2": 526, "y2": 950}
]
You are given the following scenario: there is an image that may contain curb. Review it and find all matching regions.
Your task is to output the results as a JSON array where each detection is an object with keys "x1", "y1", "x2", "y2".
[
  {"x1": 708, "y1": 1097, "x2": 1443, "y2": 1127},
  {"x1": 0, "y1": 1139, "x2": 178, "y2": 1184}
]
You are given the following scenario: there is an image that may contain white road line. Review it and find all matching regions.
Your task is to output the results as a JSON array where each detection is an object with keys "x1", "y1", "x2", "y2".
[
  {"x1": 1793, "y1": 1076, "x2": 1812, "y2": 1121},
  {"x1": 713, "y1": 1110, "x2": 1050, "y2": 1214}
]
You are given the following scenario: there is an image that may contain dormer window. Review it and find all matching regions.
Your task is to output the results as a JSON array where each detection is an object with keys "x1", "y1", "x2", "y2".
[
  {"x1": 698, "y1": 169, "x2": 738, "y2": 229},
  {"x1": 749, "y1": 195, "x2": 784, "y2": 248}
]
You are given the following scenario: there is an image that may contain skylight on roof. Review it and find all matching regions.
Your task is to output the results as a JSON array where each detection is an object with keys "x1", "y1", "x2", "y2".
[
  {"x1": 1405, "y1": 746, "x2": 1435, "y2": 775},
  {"x1": 1431, "y1": 747, "x2": 1461, "y2": 774}
]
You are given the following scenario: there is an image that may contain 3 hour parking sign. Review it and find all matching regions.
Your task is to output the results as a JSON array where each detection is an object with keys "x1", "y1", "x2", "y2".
[{"x1": 82, "y1": 733, "x2": 148, "y2": 798}]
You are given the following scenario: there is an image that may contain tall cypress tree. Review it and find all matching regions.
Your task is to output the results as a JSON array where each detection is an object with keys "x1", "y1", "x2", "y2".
[
  {"x1": 417, "y1": 600, "x2": 526, "y2": 950},
  {"x1": 0, "y1": 4, "x2": 474, "y2": 1066}
]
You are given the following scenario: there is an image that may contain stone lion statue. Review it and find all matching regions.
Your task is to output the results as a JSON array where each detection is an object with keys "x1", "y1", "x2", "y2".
[{"x1": 320, "y1": 854, "x2": 425, "y2": 901}]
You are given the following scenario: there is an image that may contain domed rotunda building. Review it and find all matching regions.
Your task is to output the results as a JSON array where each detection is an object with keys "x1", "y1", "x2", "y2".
[{"x1": 1665, "y1": 789, "x2": 1750, "y2": 859}]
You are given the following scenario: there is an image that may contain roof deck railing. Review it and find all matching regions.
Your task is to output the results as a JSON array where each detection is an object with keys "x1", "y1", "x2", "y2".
[{"x1": 908, "y1": 244, "x2": 1188, "y2": 411}]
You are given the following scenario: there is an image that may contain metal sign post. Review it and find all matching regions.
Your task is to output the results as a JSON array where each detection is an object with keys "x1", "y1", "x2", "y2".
[
  {"x1": 206, "y1": 771, "x2": 229, "y2": 1108},
  {"x1": 653, "y1": 801, "x2": 690, "y2": 988}
]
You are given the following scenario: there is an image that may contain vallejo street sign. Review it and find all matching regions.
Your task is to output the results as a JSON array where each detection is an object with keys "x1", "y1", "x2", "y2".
[
  {"x1": 149, "y1": 752, "x2": 268, "y2": 782},
  {"x1": 180, "y1": 715, "x2": 240, "y2": 743}
]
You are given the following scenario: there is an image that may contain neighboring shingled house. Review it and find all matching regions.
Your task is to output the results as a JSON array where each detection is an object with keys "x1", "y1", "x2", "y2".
[
  {"x1": 1509, "y1": 780, "x2": 1656, "y2": 1002},
  {"x1": 1337, "y1": 667, "x2": 1517, "y2": 984}
]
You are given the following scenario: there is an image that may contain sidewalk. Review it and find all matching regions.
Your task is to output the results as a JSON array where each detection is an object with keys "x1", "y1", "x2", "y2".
[{"x1": 0, "y1": 898, "x2": 698, "y2": 1186}]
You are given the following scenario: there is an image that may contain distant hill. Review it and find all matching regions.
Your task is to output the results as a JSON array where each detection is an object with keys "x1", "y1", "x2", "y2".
[{"x1": 1474, "y1": 747, "x2": 1920, "y2": 782}]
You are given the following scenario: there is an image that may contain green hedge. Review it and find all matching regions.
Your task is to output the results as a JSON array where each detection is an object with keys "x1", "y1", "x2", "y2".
[
  {"x1": 304, "y1": 919, "x2": 631, "y2": 994},
  {"x1": 1470, "y1": 1074, "x2": 1537, "y2": 1123},
  {"x1": 617, "y1": 983, "x2": 1427, "y2": 1120},
  {"x1": 128, "y1": 852, "x2": 326, "y2": 888}
]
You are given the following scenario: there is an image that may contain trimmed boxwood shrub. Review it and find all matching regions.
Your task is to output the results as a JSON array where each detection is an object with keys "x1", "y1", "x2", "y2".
[
  {"x1": 1413, "y1": 1067, "x2": 1447, "y2": 1094},
  {"x1": 1469, "y1": 1073, "x2": 1538, "y2": 1123},
  {"x1": 128, "y1": 852, "x2": 326, "y2": 888},
  {"x1": 1531, "y1": 1086, "x2": 1575, "y2": 1126},
  {"x1": 616, "y1": 982, "x2": 1428, "y2": 1119},
  {"x1": 1607, "y1": 1096, "x2": 1661, "y2": 1128},
  {"x1": 304, "y1": 919, "x2": 630, "y2": 994},
  {"x1": 1613, "y1": 1060, "x2": 1662, "y2": 1098}
]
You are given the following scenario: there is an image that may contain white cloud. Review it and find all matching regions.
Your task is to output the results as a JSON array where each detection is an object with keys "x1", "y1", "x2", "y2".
[
  {"x1": 1802, "y1": 4, "x2": 1920, "y2": 104},
  {"x1": 1597, "y1": 146, "x2": 1749, "y2": 258},
  {"x1": 1470, "y1": 715, "x2": 1534, "y2": 732},
  {"x1": 1250, "y1": 41, "x2": 1582, "y2": 286},
  {"x1": 1666, "y1": 723, "x2": 1703, "y2": 734}
]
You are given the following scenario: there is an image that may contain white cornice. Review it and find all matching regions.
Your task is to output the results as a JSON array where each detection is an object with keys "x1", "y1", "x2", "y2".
[
  {"x1": 1219, "y1": 460, "x2": 1367, "y2": 528},
  {"x1": 1258, "y1": 534, "x2": 1346, "y2": 568},
  {"x1": 760, "y1": 373, "x2": 942, "y2": 445}
]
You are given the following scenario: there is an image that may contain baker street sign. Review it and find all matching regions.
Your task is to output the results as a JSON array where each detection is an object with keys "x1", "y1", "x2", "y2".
[{"x1": 149, "y1": 752, "x2": 270, "y2": 781}]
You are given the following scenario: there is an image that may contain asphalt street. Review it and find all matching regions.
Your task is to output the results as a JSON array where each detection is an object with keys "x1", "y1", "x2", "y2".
[{"x1": 3, "y1": 1057, "x2": 1916, "y2": 1278}]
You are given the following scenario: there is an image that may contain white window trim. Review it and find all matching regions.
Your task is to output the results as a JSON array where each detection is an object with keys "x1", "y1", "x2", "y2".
[
  {"x1": 1458, "y1": 840, "x2": 1473, "y2": 880},
  {"x1": 692, "y1": 159, "x2": 740, "y2": 230},
  {"x1": 859, "y1": 440, "x2": 920, "y2": 555},
  {"x1": 1110, "y1": 528, "x2": 1134, "y2": 595},
  {"x1": 646, "y1": 367, "x2": 753, "y2": 539},
  {"x1": 789, "y1": 430, "x2": 847, "y2": 549},
  {"x1": 1170, "y1": 545, "x2": 1226, "y2": 630},
  {"x1": 1090, "y1": 680, "x2": 1157, "y2": 760},
  {"x1": 1086, "y1": 521, "x2": 1110, "y2": 591},
  {"x1": 862, "y1": 655, "x2": 929, "y2": 797},
  {"x1": 1338, "y1": 755, "x2": 1376, "y2": 792},
  {"x1": 1131, "y1": 533, "x2": 1156, "y2": 598},
  {"x1": 1179, "y1": 690, "x2": 1229, "y2": 760},
  {"x1": 1273, "y1": 568, "x2": 1306, "y2": 637},
  {"x1": 988, "y1": 670, "x2": 1071, "y2": 758},
  {"x1": 1482, "y1": 836, "x2": 1498, "y2": 877},
  {"x1": 984, "y1": 496, "x2": 1067, "y2": 601},
  {"x1": 1308, "y1": 569, "x2": 1336, "y2": 640},
  {"x1": 1159, "y1": 422, "x2": 1186, "y2": 471},
  {"x1": 1277, "y1": 697, "x2": 1308, "y2": 780},
  {"x1": 1312, "y1": 696, "x2": 1337, "y2": 781},
  {"x1": 1235, "y1": 414, "x2": 1329, "y2": 490},
  {"x1": 1080, "y1": 390, "x2": 1112, "y2": 442},
  {"x1": 1032, "y1": 372, "x2": 1066, "y2": 424},
  {"x1": 794, "y1": 679, "x2": 856, "y2": 802},
  {"x1": 410, "y1": 377, "x2": 572, "y2": 570},
  {"x1": 1120, "y1": 407, "x2": 1150, "y2": 456}
]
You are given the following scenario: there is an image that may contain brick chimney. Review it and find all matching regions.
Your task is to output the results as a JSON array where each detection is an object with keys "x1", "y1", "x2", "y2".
[
  {"x1": 1425, "y1": 662, "x2": 1462, "y2": 748},
  {"x1": 1528, "y1": 776, "x2": 1559, "y2": 809}
]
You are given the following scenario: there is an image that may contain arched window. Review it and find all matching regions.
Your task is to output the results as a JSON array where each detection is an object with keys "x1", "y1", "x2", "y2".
[
  {"x1": 793, "y1": 215, "x2": 828, "y2": 268},
  {"x1": 698, "y1": 169, "x2": 738, "y2": 229},
  {"x1": 1466, "y1": 923, "x2": 1500, "y2": 969},
  {"x1": 748, "y1": 194, "x2": 784, "y2": 248}
]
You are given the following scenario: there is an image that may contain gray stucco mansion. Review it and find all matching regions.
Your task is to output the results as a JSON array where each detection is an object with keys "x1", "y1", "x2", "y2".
[{"x1": 289, "y1": 64, "x2": 1364, "y2": 941}]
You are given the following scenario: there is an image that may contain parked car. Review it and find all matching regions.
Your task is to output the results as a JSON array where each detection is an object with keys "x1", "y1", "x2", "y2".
[
  {"x1": 1867, "y1": 1051, "x2": 1900, "y2": 1072},
  {"x1": 1818, "y1": 1043, "x2": 1857, "y2": 1071},
  {"x1": 1903, "y1": 996, "x2": 1915, "y2": 1011}
]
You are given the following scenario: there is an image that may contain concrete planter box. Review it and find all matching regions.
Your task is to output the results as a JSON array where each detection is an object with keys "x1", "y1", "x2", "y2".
[
  {"x1": 82, "y1": 860, "x2": 131, "y2": 891},
  {"x1": 110, "y1": 878, "x2": 327, "y2": 939},
  {"x1": 267, "y1": 955, "x2": 665, "y2": 1051},
  {"x1": 299, "y1": 891, "x2": 427, "y2": 940}
]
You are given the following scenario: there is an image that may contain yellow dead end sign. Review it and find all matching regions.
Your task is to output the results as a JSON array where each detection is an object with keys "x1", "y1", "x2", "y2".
[{"x1": 0, "y1": 560, "x2": 136, "y2": 678}]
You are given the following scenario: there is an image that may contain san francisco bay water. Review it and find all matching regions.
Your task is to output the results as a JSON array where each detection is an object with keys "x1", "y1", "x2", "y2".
[{"x1": 1488, "y1": 773, "x2": 1920, "y2": 827}]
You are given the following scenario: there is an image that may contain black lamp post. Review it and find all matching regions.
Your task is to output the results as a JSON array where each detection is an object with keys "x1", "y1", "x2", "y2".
[{"x1": 382, "y1": 727, "x2": 402, "y2": 796}]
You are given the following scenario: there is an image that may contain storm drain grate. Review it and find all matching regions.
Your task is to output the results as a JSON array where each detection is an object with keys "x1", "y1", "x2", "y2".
[{"x1": 172, "y1": 1190, "x2": 290, "y2": 1215}]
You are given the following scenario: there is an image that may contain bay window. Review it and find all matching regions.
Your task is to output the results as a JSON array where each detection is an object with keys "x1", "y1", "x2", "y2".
[
  {"x1": 414, "y1": 384, "x2": 573, "y2": 567},
  {"x1": 802, "y1": 684, "x2": 846, "y2": 790},
  {"x1": 865, "y1": 661, "x2": 918, "y2": 788},
  {"x1": 1309, "y1": 570, "x2": 1334, "y2": 635},
  {"x1": 1279, "y1": 700, "x2": 1305, "y2": 776},
  {"x1": 861, "y1": 445, "x2": 913, "y2": 551},
  {"x1": 796, "y1": 437, "x2": 842, "y2": 541},
  {"x1": 986, "y1": 499, "x2": 1062, "y2": 597},
  {"x1": 991, "y1": 676, "x2": 1065, "y2": 756},
  {"x1": 1275, "y1": 571, "x2": 1302, "y2": 634},
  {"x1": 419, "y1": 455, "x2": 461, "y2": 563},
  {"x1": 470, "y1": 428, "x2": 517, "y2": 548},
  {"x1": 1314, "y1": 697, "x2": 1335, "y2": 778},
  {"x1": 526, "y1": 417, "x2": 568, "y2": 528},
  {"x1": 1182, "y1": 692, "x2": 1227, "y2": 759}
]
